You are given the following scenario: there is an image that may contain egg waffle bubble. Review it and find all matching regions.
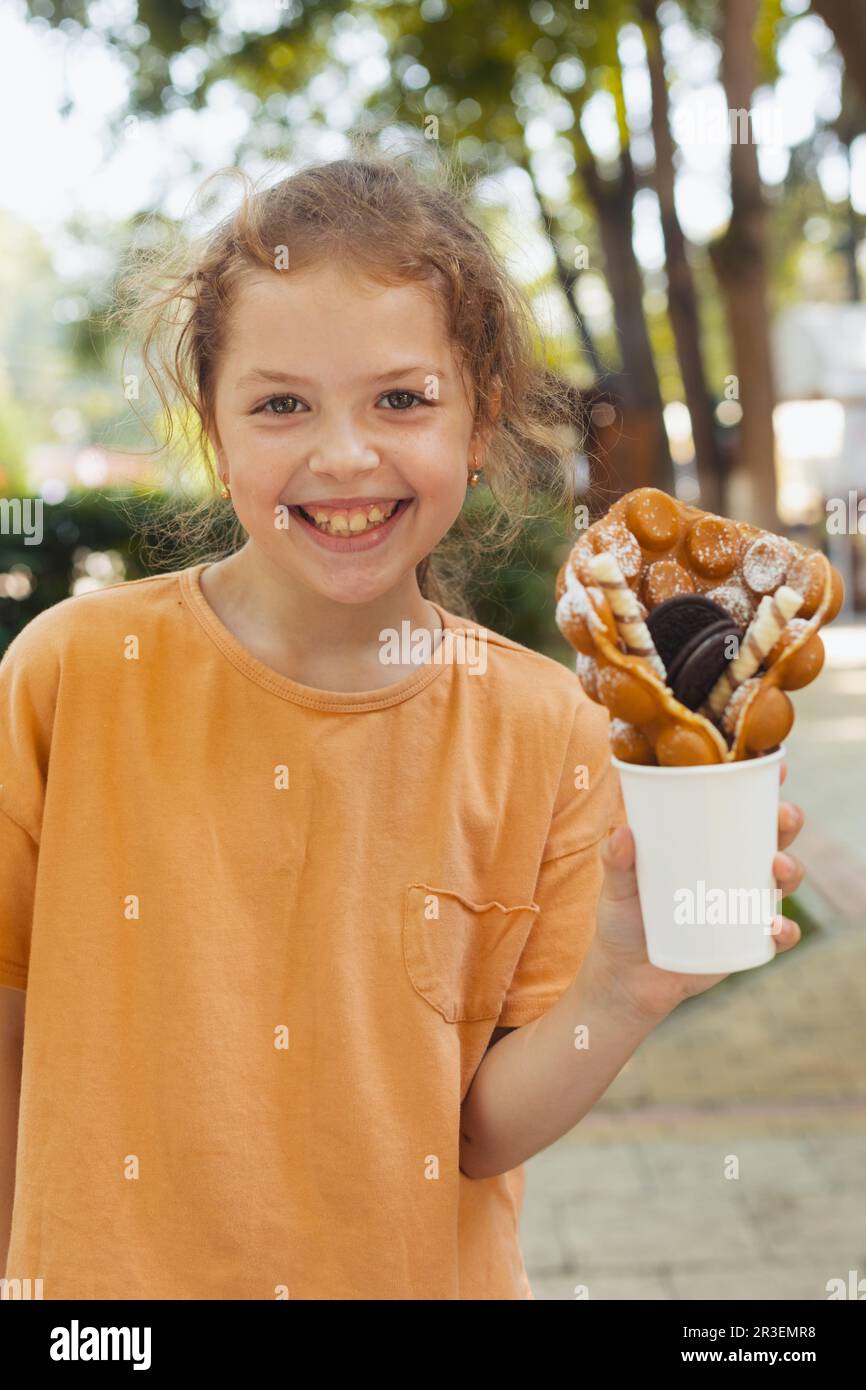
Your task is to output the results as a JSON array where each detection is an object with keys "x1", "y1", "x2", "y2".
[{"x1": 554, "y1": 488, "x2": 844, "y2": 765}]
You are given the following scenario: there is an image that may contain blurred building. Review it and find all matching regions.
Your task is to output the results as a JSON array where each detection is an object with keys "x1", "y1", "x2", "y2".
[{"x1": 773, "y1": 303, "x2": 866, "y2": 613}]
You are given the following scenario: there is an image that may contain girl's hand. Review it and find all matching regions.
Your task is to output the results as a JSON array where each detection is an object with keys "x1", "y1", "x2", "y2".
[{"x1": 589, "y1": 761, "x2": 806, "y2": 1023}]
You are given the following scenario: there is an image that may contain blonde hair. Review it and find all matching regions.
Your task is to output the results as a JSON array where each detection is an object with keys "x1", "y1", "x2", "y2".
[{"x1": 111, "y1": 144, "x2": 581, "y2": 618}]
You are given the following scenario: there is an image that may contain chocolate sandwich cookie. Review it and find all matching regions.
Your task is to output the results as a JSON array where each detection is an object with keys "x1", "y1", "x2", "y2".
[
  {"x1": 665, "y1": 618, "x2": 733, "y2": 689},
  {"x1": 669, "y1": 620, "x2": 744, "y2": 712},
  {"x1": 646, "y1": 594, "x2": 732, "y2": 671}
]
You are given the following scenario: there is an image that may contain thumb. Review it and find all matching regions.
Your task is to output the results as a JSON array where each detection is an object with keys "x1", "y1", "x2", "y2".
[{"x1": 599, "y1": 824, "x2": 638, "y2": 905}]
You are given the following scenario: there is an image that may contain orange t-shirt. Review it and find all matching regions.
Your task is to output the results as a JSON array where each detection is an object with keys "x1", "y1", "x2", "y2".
[{"x1": 1, "y1": 561, "x2": 625, "y2": 1300}]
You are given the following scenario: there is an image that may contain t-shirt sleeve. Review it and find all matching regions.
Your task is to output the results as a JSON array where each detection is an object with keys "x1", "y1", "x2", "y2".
[
  {"x1": 0, "y1": 812, "x2": 38, "y2": 990},
  {"x1": 0, "y1": 615, "x2": 58, "y2": 991},
  {"x1": 495, "y1": 688, "x2": 627, "y2": 1027}
]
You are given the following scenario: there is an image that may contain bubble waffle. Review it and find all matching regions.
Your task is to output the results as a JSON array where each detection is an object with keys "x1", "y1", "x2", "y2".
[{"x1": 555, "y1": 487, "x2": 844, "y2": 765}]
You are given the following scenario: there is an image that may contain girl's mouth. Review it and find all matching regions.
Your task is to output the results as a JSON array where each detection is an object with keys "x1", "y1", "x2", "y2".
[{"x1": 288, "y1": 497, "x2": 413, "y2": 550}]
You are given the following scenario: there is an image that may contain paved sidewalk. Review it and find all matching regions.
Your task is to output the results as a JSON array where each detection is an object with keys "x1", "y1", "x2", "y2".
[{"x1": 523, "y1": 622, "x2": 866, "y2": 1300}]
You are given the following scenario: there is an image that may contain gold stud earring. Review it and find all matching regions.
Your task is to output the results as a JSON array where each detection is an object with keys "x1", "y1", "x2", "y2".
[
  {"x1": 220, "y1": 477, "x2": 231, "y2": 500},
  {"x1": 468, "y1": 454, "x2": 482, "y2": 488}
]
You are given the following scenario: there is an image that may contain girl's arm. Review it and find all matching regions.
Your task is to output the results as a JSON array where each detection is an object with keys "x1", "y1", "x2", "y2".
[
  {"x1": 459, "y1": 950, "x2": 661, "y2": 1179},
  {"x1": 0, "y1": 986, "x2": 25, "y2": 1276},
  {"x1": 460, "y1": 787, "x2": 806, "y2": 1180}
]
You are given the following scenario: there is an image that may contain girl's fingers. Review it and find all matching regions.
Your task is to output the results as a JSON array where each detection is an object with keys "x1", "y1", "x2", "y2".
[
  {"x1": 778, "y1": 800, "x2": 804, "y2": 851},
  {"x1": 774, "y1": 850, "x2": 805, "y2": 896},
  {"x1": 599, "y1": 825, "x2": 639, "y2": 904},
  {"x1": 770, "y1": 915, "x2": 801, "y2": 953},
  {"x1": 602, "y1": 799, "x2": 807, "y2": 907},
  {"x1": 601, "y1": 824, "x2": 633, "y2": 864}
]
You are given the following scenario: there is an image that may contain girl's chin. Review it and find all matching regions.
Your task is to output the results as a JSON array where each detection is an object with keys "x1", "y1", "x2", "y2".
[{"x1": 271, "y1": 551, "x2": 423, "y2": 605}]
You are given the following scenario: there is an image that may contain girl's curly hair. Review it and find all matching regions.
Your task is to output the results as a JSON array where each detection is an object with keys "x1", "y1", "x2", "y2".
[{"x1": 110, "y1": 141, "x2": 583, "y2": 618}]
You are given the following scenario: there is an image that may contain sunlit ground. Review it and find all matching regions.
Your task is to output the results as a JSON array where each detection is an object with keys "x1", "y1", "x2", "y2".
[{"x1": 817, "y1": 621, "x2": 866, "y2": 670}]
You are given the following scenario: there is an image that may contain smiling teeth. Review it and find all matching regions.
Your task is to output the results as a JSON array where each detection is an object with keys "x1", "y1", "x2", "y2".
[{"x1": 307, "y1": 501, "x2": 399, "y2": 534}]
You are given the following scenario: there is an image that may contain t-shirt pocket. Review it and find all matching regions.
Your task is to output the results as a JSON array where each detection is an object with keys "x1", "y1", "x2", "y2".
[{"x1": 402, "y1": 882, "x2": 541, "y2": 1023}]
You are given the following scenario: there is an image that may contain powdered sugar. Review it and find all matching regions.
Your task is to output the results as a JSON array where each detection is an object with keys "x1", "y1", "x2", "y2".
[
  {"x1": 769, "y1": 615, "x2": 811, "y2": 662},
  {"x1": 706, "y1": 580, "x2": 755, "y2": 628},
  {"x1": 555, "y1": 585, "x2": 585, "y2": 632},
  {"x1": 782, "y1": 616, "x2": 810, "y2": 642},
  {"x1": 576, "y1": 652, "x2": 600, "y2": 696},
  {"x1": 720, "y1": 676, "x2": 759, "y2": 737},
  {"x1": 557, "y1": 563, "x2": 614, "y2": 630},
  {"x1": 594, "y1": 521, "x2": 642, "y2": 581},
  {"x1": 743, "y1": 535, "x2": 793, "y2": 595},
  {"x1": 686, "y1": 518, "x2": 739, "y2": 575},
  {"x1": 556, "y1": 563, "x2": 598, "y2": 634}
]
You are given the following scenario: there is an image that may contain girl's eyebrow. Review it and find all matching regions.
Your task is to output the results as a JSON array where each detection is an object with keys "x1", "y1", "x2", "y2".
[{"x1": 235, "y1": 365, "x2": 447, "y2": 389}]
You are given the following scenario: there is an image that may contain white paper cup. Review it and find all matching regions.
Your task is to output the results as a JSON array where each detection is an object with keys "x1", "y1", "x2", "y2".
[{"x1": 611, "y1": 745, "x2": 785, "y2": 974}]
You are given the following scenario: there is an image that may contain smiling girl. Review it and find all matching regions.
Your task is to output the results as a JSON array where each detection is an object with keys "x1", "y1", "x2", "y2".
[{"x1": 0, "y1": 155, "x2": 807, "y2": 1300}]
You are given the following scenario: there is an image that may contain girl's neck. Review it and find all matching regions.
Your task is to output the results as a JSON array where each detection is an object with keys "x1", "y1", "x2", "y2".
[{"x1": 198, "y1": 543, "x2": 443, "y2": 693}]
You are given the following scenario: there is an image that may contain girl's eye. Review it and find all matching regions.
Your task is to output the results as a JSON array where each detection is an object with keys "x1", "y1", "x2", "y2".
[
  {"x1": 379, "y1": 390, "x2": 426, "y2": 410},
  {"x1": 257, "y1": 395, "x2": 303, "y2": 415},
  {"x1": 253, "y1": 390, "x2": 428, "y2": 416}
]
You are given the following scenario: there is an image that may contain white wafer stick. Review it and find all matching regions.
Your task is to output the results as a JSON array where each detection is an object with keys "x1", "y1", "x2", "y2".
[
  {"x1": 705, "y1": 585, "x2": 804, "y2": 718},
  {"x1": 555, "y1": 562, "x2": 602, "y2": 636},
  {"x1": 587, "y1": 551, "x2": 666, "y2": 679}
]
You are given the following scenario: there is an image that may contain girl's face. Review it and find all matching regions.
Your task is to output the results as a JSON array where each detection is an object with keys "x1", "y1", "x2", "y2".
[{"x1": 209, "y1": 262, "x2": 491, "y2": 606}]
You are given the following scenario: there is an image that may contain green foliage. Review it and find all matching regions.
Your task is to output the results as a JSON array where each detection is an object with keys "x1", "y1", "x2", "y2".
[
  {"x1": 0, "y1": 489, "x2": 580, "y2": 665},
  {"x1": 461, "y1": 513, "x2": 576, "y2": 660},
  {"x1": 0, "y1": 491, "x2": 150, "y2": 652}
]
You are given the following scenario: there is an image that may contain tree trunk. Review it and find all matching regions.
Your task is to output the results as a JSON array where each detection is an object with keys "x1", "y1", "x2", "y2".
[
  {"x1": 836, "y1": 88, "x2": 864, "y2": 303},
  {"x1": 521, "y1": 160, "x2": 607, "y2": 380},
  {"x1": 577, "y1": 140, "x2": 674, "y2": 497},
  {"x1": 810, "y1": 0, "x2": 866, "y2": 112},
  {"x1": 547, "y1": 234, "x2": 607, "y2": 382},
  {"x1": 640, "y1": 0, "x2": 725, "y2": 516},
  {"x1": 708, "y1": 0, "x2": 780, "y2": 532}
]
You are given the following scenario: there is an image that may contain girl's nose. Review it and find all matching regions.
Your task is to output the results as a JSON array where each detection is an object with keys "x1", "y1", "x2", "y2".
[{"x1": 308, "y1": 445, "x2": 381, "y2": 481}]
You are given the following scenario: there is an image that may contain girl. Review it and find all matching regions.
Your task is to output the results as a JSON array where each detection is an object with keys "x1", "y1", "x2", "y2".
[{"x1": 0, "y1": 155, "x2": 806, "y2": 1301}]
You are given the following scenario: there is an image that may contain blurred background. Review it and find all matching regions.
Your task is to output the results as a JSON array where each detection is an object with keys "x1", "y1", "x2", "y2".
[{"x1": 1, "y1": 0, "x2": 863, "y2": 1300}]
